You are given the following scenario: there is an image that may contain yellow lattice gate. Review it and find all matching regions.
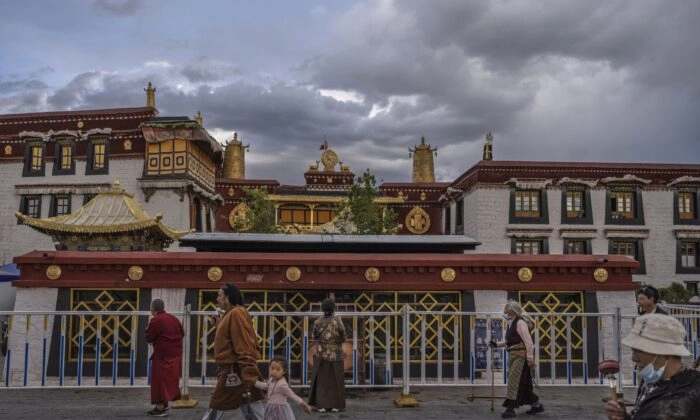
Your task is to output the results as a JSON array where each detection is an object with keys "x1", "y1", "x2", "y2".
[{"x1": 519, "y1": 292, "x2": 588, "y2": 379}]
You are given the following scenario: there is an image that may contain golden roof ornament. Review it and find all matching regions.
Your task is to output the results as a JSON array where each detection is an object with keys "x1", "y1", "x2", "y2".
[
  {"x1": 223, "y1": 131, "x2": 249, "y2": 179},
  {"x1": 483, "y1": 132, "x2": 493, "y2": 161},
  {"x1": 194, "y1": 111, "x2": 203, "y2": 126},
  {"x1": 144, "y1": 82, "x2": 156, "y2": 108},
  {"x1": 409, "y1": 136, "x2": 437, "y2": 183}
]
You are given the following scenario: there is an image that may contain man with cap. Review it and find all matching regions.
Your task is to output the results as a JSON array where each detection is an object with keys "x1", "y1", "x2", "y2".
[
  {"x1": 604, "y1": 313, "x2": 700, "y2": 419},
  {"x1": 636, "y1": 285, "x2": 667, "y2": 315}
]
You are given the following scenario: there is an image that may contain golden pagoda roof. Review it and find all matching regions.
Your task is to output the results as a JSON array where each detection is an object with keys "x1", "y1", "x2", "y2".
[{"x1": 16, "y1": 181, "x2": 191, "y2": 240}]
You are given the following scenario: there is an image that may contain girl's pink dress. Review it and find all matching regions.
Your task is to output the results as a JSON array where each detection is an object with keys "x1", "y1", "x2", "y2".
[{"x1": 255, "y1": 376, "x2": 304, "y2": 420}]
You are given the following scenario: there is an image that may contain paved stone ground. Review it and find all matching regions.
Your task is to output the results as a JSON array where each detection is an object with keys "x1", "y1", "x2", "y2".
[{"x1": 0, "y1": 385, "x2": 628, "y2": 419}]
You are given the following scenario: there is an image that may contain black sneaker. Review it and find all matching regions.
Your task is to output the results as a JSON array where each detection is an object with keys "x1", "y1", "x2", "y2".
[
  {"x1": 147, "y1": 407, "x2": 169, "y2": 417},
  {"x1": 526, "y1": 404, "x2": 544, "y2": 414},
  {"x1": 501, "y1": 409, "x2": 516, "y2": 418}
]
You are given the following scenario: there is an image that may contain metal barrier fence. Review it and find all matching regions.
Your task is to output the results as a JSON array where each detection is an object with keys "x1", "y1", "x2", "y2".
[{"x1": 0, "y1": 308, "x2": 697, "y2": 394}]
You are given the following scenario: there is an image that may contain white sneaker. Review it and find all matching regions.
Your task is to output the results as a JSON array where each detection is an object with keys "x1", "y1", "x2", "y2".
[
  {"x1": 331, "y1": 408, "x2": 339, "y2": 413},
  {"x1": 318, "y1": 408, "x2": 326, "y2": 413}
]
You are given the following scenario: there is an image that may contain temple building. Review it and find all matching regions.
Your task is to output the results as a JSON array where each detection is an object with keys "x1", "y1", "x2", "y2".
[
  {"x1": 16, "y1": 180, "x2": 190, "y2": 251},
  {"x1": 0, "y1": 83, "x2": 222, "y2": 265},
  {"x1": 1, "y1": 85, "x2": 698, "y2": 386}
]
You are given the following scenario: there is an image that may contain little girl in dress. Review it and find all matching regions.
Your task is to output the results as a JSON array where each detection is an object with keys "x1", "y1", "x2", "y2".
[{"x1": 255, "y1": 356, "x2": 312, "y2": 420}]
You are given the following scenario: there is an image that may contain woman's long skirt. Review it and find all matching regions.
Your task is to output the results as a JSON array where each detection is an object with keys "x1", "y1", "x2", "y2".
[
  {"x1": 502, "y1": 355, "x2": 538, "y2": 409},
  {"x1": 308, "y1": 357, "x2": 346, "y2": 410}
]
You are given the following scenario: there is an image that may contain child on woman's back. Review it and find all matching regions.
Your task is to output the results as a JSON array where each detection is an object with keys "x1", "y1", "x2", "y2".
[{"x1": 255, "y1": 356, "x2": 312, "y2": 420}]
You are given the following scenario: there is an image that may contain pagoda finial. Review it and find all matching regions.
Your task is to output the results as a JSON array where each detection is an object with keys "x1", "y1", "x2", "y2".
[
  {"x1": 409, "y1": 136, "x2": 437, "y2": 182},
  {"x1": 483, "y1": 132, "x2": 493, "y2": 161},
  {"x1": 194, "y1": 111, "x2": 202, "y2": 126},
  {"x1": 145, "y1": 82, "x2": 156, "y2": 108}
]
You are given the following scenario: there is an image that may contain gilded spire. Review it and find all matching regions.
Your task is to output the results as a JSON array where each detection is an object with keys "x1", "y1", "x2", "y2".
[
  {"x1": 223, "y1": 131, "x2": 249, "y2": 179},
  {"x1": 144, "y1": 82, "x2": 156, "y2": 108},
  {"x1": 195, "y1": 111, "x2": 203, "y2": 126},
  {"x1": 409, "y1": 136, "x2": 437, "y2": 183},
  {"x1": 483, "y1": 132, "x2": 493, "y2": 161}
]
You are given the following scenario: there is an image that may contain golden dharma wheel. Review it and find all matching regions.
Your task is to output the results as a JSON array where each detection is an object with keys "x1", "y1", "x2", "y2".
[
  {"x1": 365, "y1": 267, "x2": 380, "y2": 282},
  {"x1": 286, "y1": 266, "x2": 302, "y2": 282},
  {"x1": 517, "y1": 267, "x2": 533, "y2": 283},
  {"x1": 208, "y1": 266, "x2": 223, "y2": 282},
  {"x1": 46, "y1": 265, "x2": 62, "y2": 280},
  {"x1": 593, "y1": 268, "x2": 609, "y2": 283},
  {"x1": 441, "y1": 267, "x2": 456, "y2": 282},
  {"x1": 128, "y1": 265, "x2": 144, "y2": 281}
]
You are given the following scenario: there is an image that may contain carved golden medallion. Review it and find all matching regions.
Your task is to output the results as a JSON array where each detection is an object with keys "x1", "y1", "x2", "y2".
[
  {"x1": 208, "y1": 266, "x2": 223, "y2": 282},
  {"x1": 420, "y1": 191, "x2": 427, "y2": 201},
  {"x1": 517, "y1": 267, "x2": 533, "y2": 283},
  {"x1": 77, "y1": 120, "x2": 84, "y2": 128},
  {"x1": 326, "y1": 176, "x2": 333, "y2": 183},
  {"x1": 4, "y1": 145, "x2": 11, "y2": 155},
  {"x1": 123, "y1": 139, "x2": 132, "y2": 150},
  {"x1": 128, "y1": 265, "x2": 144, "y2": 281},
  {"x1": 286, "y1": 266, "x2": 301, "y2": 282},
  {"x1": 228, "y1": 203, "x2": 250, "y2": 230},
  {"x1": 441, "y1": 267, "x2": 456, "y2": 282},
  {"x1": 593, "y1": 268, "x2": 609, "y2": 283},
  {"x1": 228, "y1": 186, "x2": 235, "y2": 197},
  {"x1": 405, "y1": 206, "x2": 431, "y2": 234},
  {"x1": 365, "y1": 267, "x2": 380, "y2": 282},
  {"x1": 46, "y1": 265, "x2": 62, "y2": 280}
]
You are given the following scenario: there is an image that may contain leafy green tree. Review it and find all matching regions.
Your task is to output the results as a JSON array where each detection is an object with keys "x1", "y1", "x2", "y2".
[
  {"x1": 233, "y1": 188, "x2": 279, "y2": 233},
  {"x1": 334, "y1": 169, "x2": 399, "y2": 234},
  {"x1": 659, "y1": 282, "x2": 691, "y2": 304}
]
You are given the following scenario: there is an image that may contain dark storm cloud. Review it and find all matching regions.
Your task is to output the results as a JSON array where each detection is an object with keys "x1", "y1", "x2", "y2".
[
  {"x1": 92, "y1": 0, "x2": 144, "y2": 16},
  {"x1": 2, "y1": 1, "x2": 698, "y2": 184},
  {"x1": 0, "y1": 79, "x2": 48, "y2": 95},
  {"x1": 48, "y1": 72, "x2": 103, "y2": 110},
  {"x1": 181, "y1": 63, "x2": 242, "y2": 84}
]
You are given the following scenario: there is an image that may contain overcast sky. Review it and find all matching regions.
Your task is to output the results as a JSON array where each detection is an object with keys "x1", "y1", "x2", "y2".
[{"x1": 1, "y1": 0, "x2": 698, "y2": 185}]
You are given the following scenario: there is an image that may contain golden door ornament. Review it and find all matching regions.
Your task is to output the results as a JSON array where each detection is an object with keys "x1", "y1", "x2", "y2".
[
  {"x1": 365, "y1": 267, "x2": 380, "y2": 282},
  {"x1": 46, "y1": 265, "x2": 62, "y2": 280},
  {"x1": 286, "y1": 266, "x2": 302, "y2": 282},
  {"x1": 208, "y1": 266, "x2": 223, "y2": 282},
  {"x1": 593, "y1": 268, "x2": 609, "y2": 283},
  {"x1": 441, "y1": 267, "x2": 456, "y2": 282},
  {"x1": 127, "y1": 265, "x2": 144, "y2": 281},
  {"x1": 517, "y1": 267, "x2": 533, "y2": 282}
]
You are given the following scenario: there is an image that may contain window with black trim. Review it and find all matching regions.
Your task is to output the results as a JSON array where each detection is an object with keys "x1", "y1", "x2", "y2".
[
  {"x1": 18, "y1": 195, "x2": 42, "y2": 220},
  {"x1": 22, "y1": 141, "x2": 45, "y2": 177},
  {"x1": 512, "y1": 238, "x2": 548, "y2": 254},
  {"x1": 677, "y1": 239, "x2": 700, "y2": 273},
  {"x1": 686, "y1": 281, "x2": 699, "y2": 298},
  {"x1": 86, "y1": 138, "x2": 109, "y2": 175},
  {"x1": 83, "y1": 194, "x2": 96, "y2": 205},
  {"x1": 561, "y1": 188, "x2": 593, "y2": 224},
  {"x1": 53, "y1": 139, "x2": 76, "y2": 175},
  {"x1": 49, "y1": 194, "x2": 71, "y2": 217},
  {"x1": 444, "y1": 205, "x2": 451, "y2": 234},
  {"x1": 609, "y1": 239, "x2": 646, "y2": 274},
  {"x1": 674, "y1": 190, "x2": 699, "y2": 225},
  {"x1": 605, "y1": 188, "x2": 644, "y2": 225},
  {"x1": 564, "y1": 239, "x2": 590, "y2": 254},
  {"x1": 455, "y1": 197, "x2": 464, "y2": 234},
  {"x1": 510, "y1": 189, "x2": 549, "y2": 224}
]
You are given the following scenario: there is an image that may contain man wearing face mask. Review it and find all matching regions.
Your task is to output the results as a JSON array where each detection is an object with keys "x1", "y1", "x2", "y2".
[{"x1": 604, "y1": 313, "x2": 700, "y2": 420}]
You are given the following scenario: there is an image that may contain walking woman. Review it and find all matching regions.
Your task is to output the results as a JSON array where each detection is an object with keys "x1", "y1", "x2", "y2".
[
  {"x1": 202, "y1": 283, "x2": 265, "y2": 420},
  {"x1": 308, "y1": 298, "x2": 347, "y2": 413},
  {"x1": 489, "y1": 300, "x2": 544, "y2": 418}
]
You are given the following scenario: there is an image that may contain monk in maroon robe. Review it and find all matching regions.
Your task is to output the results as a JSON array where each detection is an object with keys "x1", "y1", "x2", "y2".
[{"x1": 145, "y1": 299, "x2": 185, "y2": 417}]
